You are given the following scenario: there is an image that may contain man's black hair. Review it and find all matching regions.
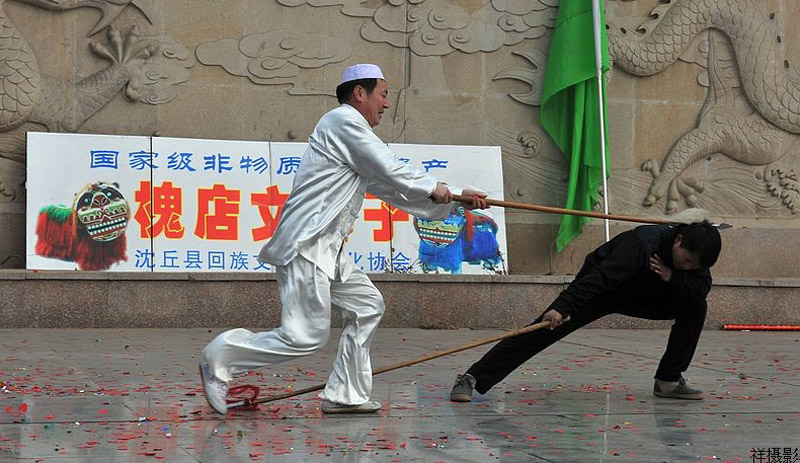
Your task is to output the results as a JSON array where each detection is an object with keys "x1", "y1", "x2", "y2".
[
  {"x1": 675, "y1": 220, "x2": 722, "y2": 268},
  {"x1": 336, "y1": 78, "x2": 379, "y2": 104}
]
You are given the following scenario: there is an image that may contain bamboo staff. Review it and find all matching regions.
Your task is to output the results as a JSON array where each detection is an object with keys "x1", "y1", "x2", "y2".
[
  {"x1": 452, "y1": 194, "x2": 731, "y2": 228},
  {"x1": 227, "y1": 320, "x2": 552, "y2": 409}
]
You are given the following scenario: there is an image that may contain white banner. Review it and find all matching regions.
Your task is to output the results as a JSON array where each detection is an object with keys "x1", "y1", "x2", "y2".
[{"x1": 26, "y1": 132, "x2": 507, "y2": 274}]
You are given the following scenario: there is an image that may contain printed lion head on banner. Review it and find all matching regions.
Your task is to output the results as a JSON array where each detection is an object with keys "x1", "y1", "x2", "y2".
[
  {"x1": 414, "y1": 206, "x2": 502, "y2": 274},
  {"x1": 35, "y1": 181, "x2": 130, "y2": 270}
]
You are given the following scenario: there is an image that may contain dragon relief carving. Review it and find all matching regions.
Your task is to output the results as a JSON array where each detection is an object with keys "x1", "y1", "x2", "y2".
[
  {"x1": 493, "y1": 50, "x2": 546, "y2": 106},
  {"x1": 487, "y1": 122, "x2": 568, "y2": 205},
  {"x1": 208, "y1": 0, "x2": 558, "y2": 97},
  {"x1": 277, "y1": 0, "x2": 557, "y2": 57},
  {"x1": 269, "y1": 1, "x2": 563, "y2": 205},
  {"x1": 608, "y1": 0, "x2": 800, "y2": 215},
  {"x1": 762, "y1": 166, "x2": 800, "y2": 213},
  {"x1": 0, "y1": 0, "x2": 194, "y2": 204},
  {"x1": 195, "y1": 30, "x2": 352, "y2": 96}
]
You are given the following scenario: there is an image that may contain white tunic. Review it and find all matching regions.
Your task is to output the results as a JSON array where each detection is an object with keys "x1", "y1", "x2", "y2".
[
  {"x1": 258, "y1": 103, "x2": 454, "y2": 280},
  {"x1": 203, "y1": 103, "x2": 459, "y2": 406}
]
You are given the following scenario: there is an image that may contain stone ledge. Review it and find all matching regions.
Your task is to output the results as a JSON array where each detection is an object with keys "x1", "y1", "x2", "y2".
[
  {"x1": 1, "y1": 270, "x2": 798, "y2": 329},
  {"x1": 8, "y1": 270, "x2": 274, "y2": 281},
  {"x1": 3, "y1": 270, "x2": 798, "y2": 287}
]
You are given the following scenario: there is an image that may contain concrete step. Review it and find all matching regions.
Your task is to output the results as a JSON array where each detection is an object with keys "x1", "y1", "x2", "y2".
[{"x1": 1, "y1": 271, "x2": 798, "y2": 328}]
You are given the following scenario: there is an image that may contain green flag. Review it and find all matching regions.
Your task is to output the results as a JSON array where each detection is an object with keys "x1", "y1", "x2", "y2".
[{"x1": 540, "y1": 0, "x2": 610, "y2": 252}]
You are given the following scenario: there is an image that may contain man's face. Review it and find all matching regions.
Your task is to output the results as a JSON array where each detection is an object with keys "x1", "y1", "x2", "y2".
[
  {"x1": 672, "y1": 235, "x2": 702, "y2": 270},
  {"x1": 353, "y1": 79, "x2": 390, "y2": 127}
]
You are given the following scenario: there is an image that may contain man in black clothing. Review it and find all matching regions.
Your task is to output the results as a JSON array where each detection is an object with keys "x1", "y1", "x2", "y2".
[{"x1": 450, "y1": 221, "x2": 722, "y2": 402}]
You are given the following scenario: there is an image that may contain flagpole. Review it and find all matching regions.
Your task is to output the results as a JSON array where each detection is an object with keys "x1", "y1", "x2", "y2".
[{"x1": 591, "y1": 0, "x2": 611, "y2": 242}]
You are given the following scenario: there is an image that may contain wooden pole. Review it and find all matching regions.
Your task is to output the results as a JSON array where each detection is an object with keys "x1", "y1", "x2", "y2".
[
  {"x1": 227, "y1": 320, "x2": 552, "y2": 408},
  {"x1": 453, "y1": 194, "x2": 674, "y2": 226}
]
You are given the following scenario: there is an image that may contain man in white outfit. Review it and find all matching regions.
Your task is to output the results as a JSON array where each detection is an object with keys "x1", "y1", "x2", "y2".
[{"x1": 200, "y1": 63, "x2": 487, "y2": 414}]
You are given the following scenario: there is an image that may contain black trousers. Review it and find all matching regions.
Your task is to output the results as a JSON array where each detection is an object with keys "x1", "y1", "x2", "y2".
[{"x1": 466, "y1": 289, "x2": 707, "y2": 394}]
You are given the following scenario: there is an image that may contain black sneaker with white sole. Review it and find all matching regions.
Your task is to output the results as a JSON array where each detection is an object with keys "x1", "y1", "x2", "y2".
[
  {"x1": 653, "y1": 377, "x2": 703, "y2": 400},
  {"x1": 449, "y1": 373, "x2": 476, "y2": 402}
]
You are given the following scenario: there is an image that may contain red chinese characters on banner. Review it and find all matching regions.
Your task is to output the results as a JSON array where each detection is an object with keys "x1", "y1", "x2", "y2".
[
  {"x1": 195, "y1": 184, "x2": 240, "y2": 241},
  {"x1": 134, "y1": 181, "x2": 185, "y2": 239},
  {"x1": 134, "y1": 181, "x2": 152, "y2": 238},
  {"x1": 251, "y1": 185, "x2": 289, "y2": 241},
  {"x1": 362, "y1": 193, "x2": 410, "y2": 241},
  {"x1": 134, "y1": 184, "x2": 399, "y2": 243},
  {"x1": 155, "y1": 182, "x2": 185, "y2": 238}
]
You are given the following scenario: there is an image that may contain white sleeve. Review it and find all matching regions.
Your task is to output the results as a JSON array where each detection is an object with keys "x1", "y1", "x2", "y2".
[
  {"x1": 336, "y1": 117, "x2": 438, "y2": 202},
  {"x1": 366, "y1": 180, "x2": 454, "y2": 220}
]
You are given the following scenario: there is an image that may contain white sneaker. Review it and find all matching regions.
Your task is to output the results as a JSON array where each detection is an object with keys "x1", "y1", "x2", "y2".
[
  {"x1": 321, "y1": 399, "x2": 382, "y2": 414},
  {"x1": 199, "y1": 363, "x2": 229, "y2": 414}
]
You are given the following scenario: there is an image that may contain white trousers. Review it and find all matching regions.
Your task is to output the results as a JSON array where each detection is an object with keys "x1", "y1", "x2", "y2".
[{"x1": 202, "y1": 255, "x2": 386, "y2": 405}]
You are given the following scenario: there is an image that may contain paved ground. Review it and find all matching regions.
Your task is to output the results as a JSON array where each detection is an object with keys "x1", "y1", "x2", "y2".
[{"x1": 0, "y1": 327, "x2": 798, "y2": 463}]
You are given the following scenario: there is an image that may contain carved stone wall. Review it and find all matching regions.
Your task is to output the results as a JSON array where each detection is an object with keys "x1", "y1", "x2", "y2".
[
  {"x1": 2, "y1": 0, "x2": 799, "y2": 279},
  {"x1": 598, "y1": 0, "x2": 800, "y2": 279}
]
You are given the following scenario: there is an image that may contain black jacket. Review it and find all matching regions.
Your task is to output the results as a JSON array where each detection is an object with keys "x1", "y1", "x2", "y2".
[{"x1": 549, "y1": 225, "x2": 712, "y2": 318}]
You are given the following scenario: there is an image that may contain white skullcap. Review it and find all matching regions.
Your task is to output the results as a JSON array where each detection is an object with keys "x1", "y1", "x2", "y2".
[{"x1": 339, "y1": 64, "x2": 385, "y2": 85}]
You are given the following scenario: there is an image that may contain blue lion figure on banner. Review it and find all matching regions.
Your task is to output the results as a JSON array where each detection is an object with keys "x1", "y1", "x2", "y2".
[{"x1": 414, "y1": 206, "x2": 502, "y2": 274}]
